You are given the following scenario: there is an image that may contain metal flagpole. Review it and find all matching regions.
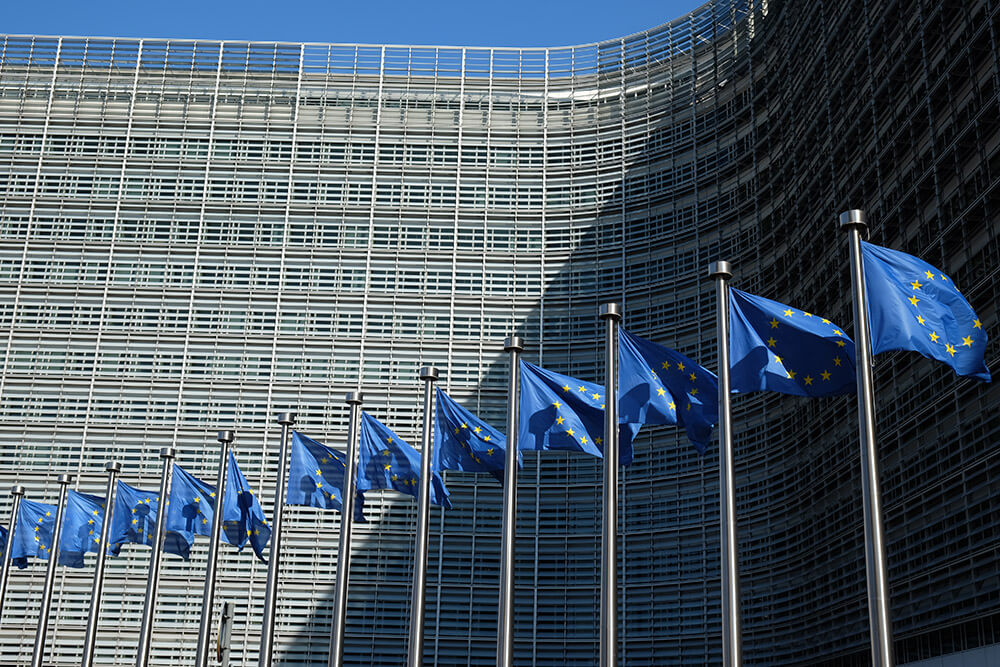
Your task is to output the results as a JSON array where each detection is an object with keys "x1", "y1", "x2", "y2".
[
  {"x1": 598, "y1": 303, "x2": 621, "y2": 667},
  {"x1": 136, "y1": 447, "x2": 176, "y2": 667},
  {"x1": 31, "y1": 473, "x2": 73, "y2": 667},
  {"x1": 407, "y1": 366, "x2": 440, "y2": 667},
  {"x1": 708, "y1": 260, "x2": 742, "y2": 667},
  {"x1": 329, "y1": 392, "x2": 363, "y2": 667},
  {"x1": 258, "y1": 411, "x2": 296, "y2": 667},
  {"x1": 0, "y1": 484, "x2": 26, "y2": 621},
  {"x1": 496, "y1": 336, "x2": 523, "y2": 667},
  {"x1": 81, "y1": 461, "x2": 122, "y2": 667},
  {"x1": 195, "y1": 430, "x2": 235, "y2": 667},
  {"x1": 840, "y1": 209, "x2": 895, "y2": 667}
]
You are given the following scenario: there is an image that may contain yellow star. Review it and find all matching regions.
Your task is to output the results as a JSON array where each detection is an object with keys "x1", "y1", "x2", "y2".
[
  {"x1": 194, "y1": 497, "x2": 200, "y2": 503},
  {"x1": 836, "y1": 340, "x2": 846, "y2": 347},
  {"x1": 387, "y1": 436, "x2": 393, "y2": 444},
  {"x1": 484, "y1": 435, "x2": 491, "y2": 442},
  {"x1": 774, "y1": 355, "x2": 782, "y2": 364},
  {"x1": 595, "y1": 437, "x2": 603, "y2": 445},
  {"x1": 591, "y1": 393, "x2": 600, "y2": 400},
  {"x1": 132, "y1": 518, "x2": 138, "y2": 525},
  {"x1": 392, "y1": 474, "x2": 398, "y2": 481},
  {"x1": 668, "y1": 401, "x2": 676, "y2": 410},
  {"x1": 316, "y1": 482, "x2": 323, "y2": 488},
  {"x1": 769, "y1": 318, "x2": 779, "y2": 329},
  {"x1": 384, "y1": 463, "x2": 392, "y2": 470},
  {"x1": 657, "y1": 387, "x2": 666, "y2": 397},
  {"x1": 578, "y1": 385, "x2": 586, "y2": 392},
  {"x1": 974, "y1": 319, "x2": 982, "y2": 329},
  {"x1": 804, "y1": 375, "x2": 814, "y2": 386},
  {"x1": 929, "y1": 331, "x2": 940, "y2": 343},
  {"x1": 677, "y1": 362, "x2": 685, "y2": 372},
  {"x1": 925, "y1": 270, "x2": 935, "y2": 280},
  {"x1": 201, "y1": 518, "x2": 208, "y2": 525},
  {"x1": 688, "y1": 372, "x2": 696, "y2": 382},
  {"x1": 566, "y1": 429, "x2": 575, "y2": 436},
  {"x1": 832, "y1": 330, "x2": 843, "y2": 337},
  {"x1": 917, "y1": 315, "x2": 925, "y2": 325},
  {"x1": 553, "y1": 401, "x2": 562, "y2": 409},
  {"x1": 209, "y1": 492, "x2": 215, "y2": 498},
  {"x1": 940, "y1": 274, "x2": 948, "y2": 281},
  {"x1": 555, "y1": 416, "x2": 565, "y2": 425},
  {"x1": 908, "y1": 296, "x2": 920, "y2": 307},
  {"x1": 787, "y1": 369, "x2": 797, "y2": 379},
  {"x1": 320, "y1": 457, "x2": 328, "y2": 464},
  {"x1": 461, "y1": 422, "x2": 468, "y2": 429},
  {"x1": 562, "y1": 384, "x2": 570, "y2": 392},
  {"x1": 783, "y1": 309, "x2": 793, "y2": 317},
  {"x1": 804, "y1": 312, "x2": 813, "y2": 317},
  {"x1": 945, "y1": 343, "x2": 956, "y2": 357},
  {"x1": 962, "y1": 336, "x2": 973, "y2": 347},
  {"x1": 821, "y1": 370, "x2": 831, "y2": 381},
  {"x1": 580, "y1": 437, "x2": 588, "y2": 445},
  {"x1": 315, "y1": 469, "x2": 321, "y2": 475},
  {"x1": 454, "y1": 427, "x2": 461, "y2": 435},
  {"x1": 487, "y1": 448, "x2": 494, "y2": 456},
  {"x1": 661, "y1": 360, "x2": 671, "y2": 370},
  {"x1": 911, "y1": 279, "x2": 922, "y2": 290},
  {"x1": 767, "y1": 337, "x2": 777, "y2": 347},
  {"x1": 690, "y1": 388, "x2": 699, "y2": 395},
  {"x1": 474, "y1": 425, "x2": 483, "y2": 434},
  {"x1": 821, "y1": 318, "x2": 831, "y2": 324}
]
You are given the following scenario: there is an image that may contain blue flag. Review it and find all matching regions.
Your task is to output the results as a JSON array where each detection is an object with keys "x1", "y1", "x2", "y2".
[
  {"x1": 58, "y1": 490, "x2": 106, "y2": 568},
  {"x1": 519, "y1": 361, "x2": 640, "y2": 465},
  {"x1": 357, "y1": 412, "x2": 451, "y2": 509},
  {"x1": 10, "y1": 499, "x2": 57, "y2": 568},
  {"x1": 223, "y1": 452, "x2": 271, "y2": 562},
  {"x1": 433, "y1": 387, "x2": 521, "y2": 483},
  {"x1": 729, "y1": 288, "x2": 857, "y2": 396},
  {"x1": 109, "y1": 480, "x2": 192, "y2": 560},
  {"x1": 618, "y1": 328, "x2": 718, "y2": 454},
  {"x1": 286, "y1": 431, "x2": 366, "y2": 522},
  {"x1": 861, "y1": 240, "x2": 990, "y2": 381}
]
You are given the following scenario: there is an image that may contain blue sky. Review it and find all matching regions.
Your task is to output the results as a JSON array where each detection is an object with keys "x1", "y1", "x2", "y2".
[{"x1": 6, "y1": 0, "x2": 705, "y2": 47}]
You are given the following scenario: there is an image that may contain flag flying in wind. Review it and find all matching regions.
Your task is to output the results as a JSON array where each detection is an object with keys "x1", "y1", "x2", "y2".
[
  {"x1": 519, "y1": 360, "x2": 640, "y2": 465},
  {"x1": 861, "y1": 240, "x2": 990, "y2": 381},
  {"x1": 286, "y1": 431, "x2": 366, "y2": 521},
  {"x1": 58, "y1": 490, "x2": 106, "y2": 568},
  {"x1": 618, "y1": 328, "x2": 718, "y2": 454},
  {"x1": 223, "y1": 452, "x2": 271, "y2": 561},
  {"x1": 357, "y1": 412, "x2": 451, "y2": 509},
  {"x1": 728, "y1": 288, "x2": 857, "y2": 396},
  {"x1": 109, "y1": 480, "x2": 192, "y2": 560},
  {"x1": 433, "y1": 387, "x2": 520, "y2": 483},
  {"x1": 10, "y1": 499, "x2": 57, "y2": 568}
]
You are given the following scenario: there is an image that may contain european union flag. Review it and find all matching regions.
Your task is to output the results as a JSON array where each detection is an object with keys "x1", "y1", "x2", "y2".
[
  {"x1": 59, "y1": 490, "x2": 106, "y2": 568},
  {"x1": 729, "y1": 288, "x2": 857, "y2": 396},
  {"x1": 433, "y1": 387, "x2": 521, "y2": 483},
  {"x1": 519, "y1": 361, "x2": 640, "y2": 465},
  {"x1": 108, "y1": 480, "x2": 192, "y2": 560},
  {"x1": 618, "y1": 328, "x2": 718, "y2": 454},
  {"x1": 166, "y1": 454, "x2": 271, "y2": 561},
  {"x1": 286, "y1": 431, "x2": 366, "y2": 522},
  {"x1": 861, "y1": 240, "x2": 990, "y2": 381},
  {"x1": 357, "y1": 412, "x2": 451, "y2": 509},
  {"x1": 10, "y1": 499, "x2": 57, "y2": 568}
]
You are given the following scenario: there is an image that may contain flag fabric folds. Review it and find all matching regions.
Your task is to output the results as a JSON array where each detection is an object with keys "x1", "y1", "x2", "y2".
[
  {"x1": 860, "y1": 240, "x2": 990, "y2": 381},
  {"x1": 10, "y1": 499, "x2": 57, "y2": 568},
  {"x1": 109, "y1": 480, "x2": 192, "y2": 560},
  {"x1": 618, "y1": 328, "x2": 719, "y2": 454},
  {"x1": 519, "y1": 361, "x2": 640, "y2": 465},
  {"x1": 433, "y1": 387, "x2": 521, "y2": 482},
  {"x1": 286, "y1": 431, "x2": 366, "y2": 522},
  {"x1": 357, "y1": 412, "x2": 451, "y2": 509},
  {"x1": 222, "y1": 452, "x2": 271, "y2": 561},
  {"x1": 59, "y1": 490, "x2": 106, "y2": 568},
  {"x1": 728, "y1": 288, "x2": 857, "y2": 396}
]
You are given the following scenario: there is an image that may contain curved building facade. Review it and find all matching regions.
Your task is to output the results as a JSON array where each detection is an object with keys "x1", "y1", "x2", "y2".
[{"x1": 0, "y1": 0, "x2": 998, "y2": 664}]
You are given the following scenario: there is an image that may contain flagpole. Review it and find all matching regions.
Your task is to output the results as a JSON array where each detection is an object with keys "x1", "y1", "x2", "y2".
[
  {"x1": 407, "y1": 366, "x2": 440, "y2": 667},
  {"x1": 708, "y1": 260, "x2": 742, "y2": 667},
  {"x1": 598, "y1": 303, "x2": 621, "y2": 667},
  {"x1": 0, "y1": 484, "x2": 26, "y2": 621},
  {"x1": 195, "y1": 430, "x2": 235, "y2": 667},
  {"x1": 30, "y1": 473, "x2": 73, "y2": 667},
  {"x1": 81, "y1": 461, "x2": 122, "y2": 667},
  {"x1": 136, "y1": 447, "x2": 176, "y2": 667},
  {"x1": 496, "y1": 336, "x2": 523, "y2": 667},
  {"x1": 840, "y1": 209, "x2": 895, "y2": 667},
  {"x1": 329, "y1": 392, "x2": 362, "y2": 667},
  {"x1": 258, "y1": 411, "x2": 296, "y2": 667}
]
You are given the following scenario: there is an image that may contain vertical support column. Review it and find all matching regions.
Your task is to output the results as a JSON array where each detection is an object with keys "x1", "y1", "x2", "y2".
[
  {"x1": 195, "y1": 430, "x2": 235, "y2": 667},
  {"x1": 598, "y1": 303, "x2": 621, "y2": 667},
  {"x1": 840, "y1": 209, "x2": 894, "y2": 667},
  {"x1": 496, "y1": 336, "x2": 523, "y2": 667},
  {"x1": 81, "y1": 461, "x2": 122, "y2": 667},
  {"x1": 258, "y1": 412, "x2": 296, "y2": 667},
  {"x1": 0, "y1": 485, "x2": 26, "y2": 620},
  {"x1": 708, "y1": 260, "x2": 742, "y2": 667},
  {"x1": 30, "y1": 473, "x2": 72, "y2": 667},
  {"x1": 136, "y1": 447, "x2": 176, "y2": 667},
  {"x1": 407, "y1": 367, "x2": 440, "y2": 667},
  {"x1": 329, "y1": 393, "x2": 363, "y2": 667}
]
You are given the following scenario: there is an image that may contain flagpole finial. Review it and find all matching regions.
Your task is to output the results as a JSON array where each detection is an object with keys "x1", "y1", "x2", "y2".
[
  {"x1": 708, "y1": 261, "x2": 733, "y2": 280},
  {"x1": 419, "y1": 366, "x2": 440, "y2": 381},
  {"x1": 159, "y1": 447, "x2": 176, "y2": 460},
  {"x1": 599, "y1": 302, "x2": 622, "y2": 321},
  {"x1": 839, "y1": 209, "x2": 868, "y2": 231},
  {"x1": 345, "y1": 392, "x2": 363, "y2": 405},
  {"x1": 105, "y1": 461, "x2": 122, "y2": 474},
  {"x1": 277, "y1": 412, "x2": 296, "y2": 425},
  {"x1": 503, "y1": 336, "x2": 524, "y2": 352},
  {"x1": 11, "y1": 484, "x2": 25, "y2": 496},
  {"x1": 57, "y1": 474, "x2": 72, "y2": 485},
  {"x1": 217, "y1": 430, "x2": 235, "y2": 444}
]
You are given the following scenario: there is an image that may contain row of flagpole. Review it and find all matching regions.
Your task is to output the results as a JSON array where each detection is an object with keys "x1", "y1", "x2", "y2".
[{"x1": 0, "y1": 208, "x2": 989, "y2": 666}]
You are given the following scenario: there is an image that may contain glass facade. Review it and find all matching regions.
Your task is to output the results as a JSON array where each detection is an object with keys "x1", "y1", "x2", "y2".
[{"x1": 0, "y1": 0, "x2": 998, "y2": 664}]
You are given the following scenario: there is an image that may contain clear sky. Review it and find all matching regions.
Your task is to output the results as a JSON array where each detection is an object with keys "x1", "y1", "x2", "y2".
[{"x1": 5, "y1": 0, "x2": 706, "y2": 47}]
